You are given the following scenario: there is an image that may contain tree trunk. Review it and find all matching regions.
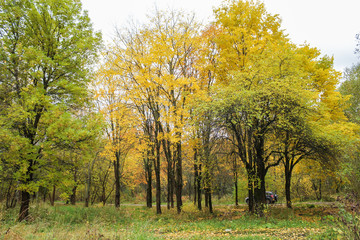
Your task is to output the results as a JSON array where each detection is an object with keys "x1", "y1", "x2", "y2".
[
  {"x1": 167, "y1": 160, "x2": 171, "y2": 210},
  {"x1": 50, "y1": 185, "x2": 56, "y2": 206},
  {"x1": 253, "y1": 135, "x2": 266, "y2": 217},
  {"x1": 206, "y1": 188, "x2": 213, "y2": 213},
  {"x1": 6, "y1": 180, "x2": 17, "y2": 209},
  {"x1": 188, "y1": 176, "x2": 191, "y2": 201},
  {"x1": 154, "y1": 153, "x2": 161, "y2": 214},
  {"x1": 247, "y1": 169, "x2": 254, "y2": 213},
  {"x1": 194, "y1": 163, "x2": 198, "y2": 205},
  {"x1": 146, "y1": 158, "x2": 152, "y2": 208},
  {"x1": 285, "y1": 169, "x2": 292, "y2": 208},
  {"x1": 154, "y1": 122, "x2": 162, "y2": 214},
  {"x1": 171, "y1": 163, "x2": 175, "y2": 208},
  {"x1": 205, "y1": 191, "x2": 209, "y2": 208},
  {"x1": 70, "y1": 186, "x2": 77, "y2": 205},
  {"x1": 85, "y1": 156, "x2": 96, "y2": 207},
  {"x1": 114, "y1": 152, "x2": 121, "y2": 208},
  {"x1": 234, "y1": 171, "x2": 238, "y2": 206},
  {"x1": 18, "y1": 191, "x2": 30, "y2": 222},
  {"x1": 175, "y1": 140, "x2": 182, "y2": 214},
  {"x1": 254, "y1": 163, "x2": 266, "y2": 217},
  {"x1": 197, "y1": 164, "x2": 202, "y2": 210}
]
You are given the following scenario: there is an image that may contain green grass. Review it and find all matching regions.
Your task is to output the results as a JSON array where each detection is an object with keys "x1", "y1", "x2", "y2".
[{"x1": 0, "y1": 201, "x2": 341, "y2": 239}]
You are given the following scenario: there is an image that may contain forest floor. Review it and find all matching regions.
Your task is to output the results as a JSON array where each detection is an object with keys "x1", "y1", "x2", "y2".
[{"x1": 0, "y1": 201, "x2": 347, "y2": 239}]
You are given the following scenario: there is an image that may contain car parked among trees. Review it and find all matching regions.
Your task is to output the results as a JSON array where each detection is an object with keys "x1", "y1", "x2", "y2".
[{"x1": 245, "y1": 191, "x2": 278, "y2": 204}]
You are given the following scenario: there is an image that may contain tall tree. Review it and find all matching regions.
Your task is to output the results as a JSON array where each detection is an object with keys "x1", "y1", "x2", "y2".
[
  {"x1": 108, "y1": 9, "x2": 200, "y2": 214},
  {"x1": 93, "y1": 66, "x2": 136, "y2": 209},
  {"x1": 211, "y1": 0, "x2": 288, "y2": 215},
  {"x1": 0, "y1": 0, "x2": 101, "y2": 221},
  {"x1": 210, "y1": 0, "x2": 347, "y2": 215},
  {"x1": 339, "y1": 62, "x2": 360, "y2": 199}
]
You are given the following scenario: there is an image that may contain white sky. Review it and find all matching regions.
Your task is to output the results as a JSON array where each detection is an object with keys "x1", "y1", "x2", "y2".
[{"x1": 81, "y1": 0, "x2": 360, "y2": 72}]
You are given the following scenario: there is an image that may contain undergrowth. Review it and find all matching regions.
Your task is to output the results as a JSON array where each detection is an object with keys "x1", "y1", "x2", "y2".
[{"x1": 0, "y1": 201, "x2": 343, "y2": 239}]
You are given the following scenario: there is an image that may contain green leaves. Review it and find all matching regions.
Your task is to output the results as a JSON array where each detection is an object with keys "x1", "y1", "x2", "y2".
[{"x1": 0, "y1": 0, "x2": 102, "y2": 218}]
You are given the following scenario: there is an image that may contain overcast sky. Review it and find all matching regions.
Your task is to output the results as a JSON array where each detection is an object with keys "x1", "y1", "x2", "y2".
[{"x1": 81, "y1": 0, "x2": 360, "y2": 72}]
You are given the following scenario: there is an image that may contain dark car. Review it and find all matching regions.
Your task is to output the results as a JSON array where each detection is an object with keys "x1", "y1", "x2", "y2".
[{"x1": 245, "y1": 191, "x2": 278, "y2": 204}]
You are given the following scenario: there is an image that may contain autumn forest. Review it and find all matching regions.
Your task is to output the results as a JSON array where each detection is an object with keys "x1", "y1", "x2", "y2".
[{"x1": 1, "y1": 0, "x2": 360, "y2": 239}]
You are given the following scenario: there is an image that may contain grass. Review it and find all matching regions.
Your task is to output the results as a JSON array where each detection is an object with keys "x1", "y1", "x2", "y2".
[{"x1": 0, "y1": 201, "x2": 342, "y2": 239}]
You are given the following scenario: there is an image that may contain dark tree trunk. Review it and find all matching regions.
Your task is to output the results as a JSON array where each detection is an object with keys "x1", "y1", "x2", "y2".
[
  {"x1": 175, "y1": 142, "x2": 183, "y2": 214},
  {"x1": 114, "y1": 152, "x2": 121, "y2": 208},
  {"x1": 145, "y1": 156, "x2": 153, "y2": 208},
  {"x1": 253, "y1": 167, "x2": 266, "y2": 216},
  {"x1": 232, "y1": 153, "x2": 239, "y2": 206},
  {"x1": 247, "y1": 170, "x2": 254, "y2": 213},
  {"x1": 188, "y1": 177, "x2": 191, "y2": 200},
  {"x1": 205, "y1": 190, "x2": 208, "y2": 208},
  {"x1": 171, "y1": 163, "x2": 175, "y2": 208},
  {"x1": 253, "y1": 134, "x2": 266, "y2": 217},
  {"x1": 70, "y1": 186, "x2": 77, "y2": 205},
  {"x1": 194, "y1": 160, "x2": 198, "y2": 205},
  {"x1": 167, "y1": 160, "x2": 171, "y2": 210},
  {"x1": 197, "y1": 164, "x2": 202, "y2": 210},
  {"x1": 50, "y1": 185, "x2": 56, "y2": 206},
  {"x1": 18, "y1": 191, "x2": 30, "y2": 222},
  {"x1": 154, "y1": 121, "x2": 162, "y2": 214},
  {"x1": 42, "y1": 187, "x2": 47, "y2": 203},
  {"x1": 234, "y1": 171, "x2": 238, "y2": 206},
  {"x1": 154, "y1": 152, "x2": 161, "y2": 214},
  {"x1": 285, "y1": 167, "x2": 292, "y2": 208},
  {"x1": 206, "y1": 188, "x2": 213, "y2": 213}
]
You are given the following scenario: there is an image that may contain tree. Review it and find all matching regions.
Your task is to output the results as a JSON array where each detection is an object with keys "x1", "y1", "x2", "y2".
[
  {"x1": 190, "y1": 25, "x2": 219, "y2": 213},
  {"x1": 107, "y1": 9, "x2": 201, "y2": 214},
  {"x1": 0, "y1": 0, "x2": 101, "y2": 221},
  {"x1": 93, "y1": 66, "x2": 136, "y2": 209},
  {"x1": 339, "y1": 63, "x2": 360, "y2": 199},
  {"x1": 208, "y1": 0, "x2": 353, "y2": 216},
  {"x1": 211, "y1": 0, "x2": 291, "y2": 215},
  {"x1": 43, "y1": 109, "x2": 103, "y2": 205}
]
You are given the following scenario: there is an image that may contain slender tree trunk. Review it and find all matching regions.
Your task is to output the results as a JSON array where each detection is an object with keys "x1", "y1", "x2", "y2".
[
  {"x1": 145, "y1": 157, "x2": 153, "y2": 208},
  {"x1": 114, "y1": 152, "x2": 121, "y2": 208},
  {"x1": 284, "y1": 132, "x2": 292, "y2": 209},
  {"x1": 285, "y1": 167, "x2": 292, "y2": 208},
  {"x1": 194, "y1": 163, "x2": 198, "y2": 205},
  {"x1": 42, "y1": 187, "x2": 47, "y2": 203},
  {"x1": 205, "y1": 190, "x2": 209, "y2": 208},
  {"x1": 154, "y1": 151, "x2": 161, "y2": 214},
  {"x1": 171, "y1": 163, "x2": 175, "y2": 208},
  {"x1": 188, "y1": 177, "x2": 191, "y2": 200},
  {"x1": 85, "y1": 157, "x2": 96, "y2": 208},
  {"x1": 206, "y1": 188, "x2": 213, "y2": 213},
  {"x1": 167, "y1": 160, "x2": 171, "y2": 210},
  {"x1": 234, "y1": 171, "x2": 238, "y2": 206},
  {"x1": 197, "y1": 164, "x2": 202, "y2": 210},
  {"x1": 175, "y1": 140, "x2": 183, "y2": 214},
  {"x1": 6, "y1": 180, "x2": 16, "y2": 209},
  {"x1": 154, "y1": 122, "x2": 162, "y2": 214},
  {"x1": 204, "y1": 187, "x2": 212, "y2": 212}
]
